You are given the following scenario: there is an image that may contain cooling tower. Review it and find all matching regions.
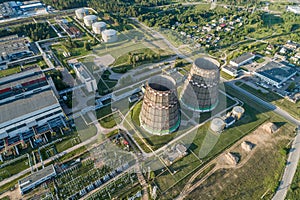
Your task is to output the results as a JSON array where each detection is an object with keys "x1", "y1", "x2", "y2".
[
  {"x1": 139, "y1": 75, "x2": 180, "y2": 135},
  {"x1": 180, "y1": 57, "x2": 220, "y2": 112}
]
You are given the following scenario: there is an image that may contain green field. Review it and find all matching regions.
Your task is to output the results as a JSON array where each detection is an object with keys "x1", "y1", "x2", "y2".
[
  {"x1": 187, "y1": 115, "x2": 294, "y2": 200},
  {"x1": 0, "y1": 67, "x2": 21, "y2": 78},
  {"x1": 0, "y1": 156, "x2": 30, "y2": 181},
  {"x1": 236, "y1": 82, "x2": 300, "y2": 120}
]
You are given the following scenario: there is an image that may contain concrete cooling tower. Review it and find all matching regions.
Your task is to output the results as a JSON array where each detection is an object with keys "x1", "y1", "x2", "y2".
[
  {"x1": 180, "y1": 57, "x2": 220, "y2": 112},
  {"x1": 139, "y1": 75, "x2": 180, "y2": 135}
]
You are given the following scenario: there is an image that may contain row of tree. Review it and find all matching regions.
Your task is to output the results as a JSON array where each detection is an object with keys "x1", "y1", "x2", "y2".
[{"x1": 0, "y1": 23, "x2": 55, "y2": 41}]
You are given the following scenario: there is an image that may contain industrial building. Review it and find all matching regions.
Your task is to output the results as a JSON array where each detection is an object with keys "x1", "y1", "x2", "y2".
[
  {"x1": 92, "y1": 21, "x2": 107, "y2": 34},
  {"x1": 57, "y1": 19, "x2": 81, "y2": 38},
  {"x1": 0, "y1": 67, "x2": 66, "y2": 157},
  {"x1": 180, "y1": 57, "x2": 220, "y2": 112},
  {"x1": 75, "y1": 8, "x2": 88, "y2": 19},
  {"x1": 101, "y1": 29, "x2": 118, "y2": 43},
  {"x1": 83, "y1": 15, "x2": 97, "y2": 27},
  {"x1": 0, "y1": 35, "x2": 33, "y2": 70},
  {"x1": 229, "y1": 52, "x2": 255, "y2": 67},
  {"x1": 210, "y1": 106, "x2": 244, "y2": 133},
  {"x1": 221, "y1": 65, "x2": 239, "y2": 77},
  {"x1": 72, "y1": 62, "x2": 97, "y2": 92},
  {"x1": 19, "y1": 164, "x2": 57, "y2": 195},
  {"x1": 140, "y1": 75, "x2": 180, "y2": 135},
  {"x1": 255, "y1": 61, "x2": 297, "y2": 88}
]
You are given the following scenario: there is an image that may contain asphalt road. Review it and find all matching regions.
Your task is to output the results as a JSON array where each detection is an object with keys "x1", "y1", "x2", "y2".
[{"x1": 272, "y1": 127, "x2": 300, "y2": 200}]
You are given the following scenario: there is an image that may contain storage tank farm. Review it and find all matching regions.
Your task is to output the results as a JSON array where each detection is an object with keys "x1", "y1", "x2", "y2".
[
  {"x1": 139, "y1": 75, "x2": 180, "y2": 135},
  {"x1": 180, "y1": 57, "x2": 220, "y2": 112},
  {"x1": 75, "y1": 8, "x2": 88, "y2": 19}
]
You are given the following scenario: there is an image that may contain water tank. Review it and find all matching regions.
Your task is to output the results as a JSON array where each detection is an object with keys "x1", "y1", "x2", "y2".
[
  {"x1": 210, "y1": 118, "x2": 225, "y2": 133},
  {"x1": 140, "y1": 75, "x2": 180, "y2": 135},
  {"x1": 83, "y1": 15, "x2": 97, "y2": 27},
  {"x1": 75, "y1": 8, "x2": 88, "y2": 19},
  {"x1": 180, "y1": 57, "x2": 220, "y2": 112},
  {"x1": 232, "y1": 106, "x2": 245, "y2": 120},
  {"x1": 92, "y1": 22, "x2": 106, "y2": 34},
  {"x1": 2, "y1": 52, "x2": 8, "y2": 60},
  {"x1": 101, "y1": 29, "x2": 118, "y2": 43}
]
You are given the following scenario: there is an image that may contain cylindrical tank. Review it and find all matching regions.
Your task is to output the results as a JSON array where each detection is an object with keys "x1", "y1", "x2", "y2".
[
  {"x1": 83, "y1": 15, "x2": 97, "y2": 27},
  {"x1": 2, "y1": 52, "x2": 8, "y2": 60},
  {"x1": 210, "y1": 118, "x2": 225, "y2": 133},
  {"x1": 92, "y1": 22, "x2": 107, "y2": 34},
  {"x1": 101, "y1": 29, "x2": 118, "y2": 43},
  {"x1": 180, "y1": 57, "x2": 220, "y2": 112},
  {"x1": 232, "y1": 106, "x2": 245, "y2": 120},
  {"x1": 139, "y1": 75, "x2": 180, "y2": 135},
  {"x1": 75, "y1": 8, "x2": 88, "y2": 19}
]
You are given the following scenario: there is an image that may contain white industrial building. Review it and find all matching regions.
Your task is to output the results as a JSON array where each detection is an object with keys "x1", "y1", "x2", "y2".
[
  {"x1": 83, "y1": 15, "x2": 97, "y2": 27},
  {"x1": 75, "y1": 8, "x2": 88, "y2": 19},
  {"x1": 0, "y1": 67, "x2": 66, "y2": 156},
  {"x1": 230, "y1": 53, "x2": 255, "y2": 67},
  {"x1": 102, "y1": 29, "x2": 118, "y2": 43},
  {"x1": 19, "y1": 164, "x2": 57, "y2": 195},
  {"x1": 92, "y1": 21, "x2": 106, "y2": 34},
  {"x1": 73, "y1": 62, "x2": 97, "y2": 92}
]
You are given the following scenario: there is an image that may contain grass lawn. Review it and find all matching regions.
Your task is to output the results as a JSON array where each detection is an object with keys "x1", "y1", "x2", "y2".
[
  {"x1": 236, "y1": 82, "x2": 300, "y2": 120},
  {"x1": 0, "y1": 156, "x2": 30, "y2": 181},
  {"x1": 220, "y1": 71, "x2": 235, "y2": 80},
  {"x1": 0, "y1": 67, "x2": 21, "y2": 77},
  {"x1": 75, "y1": 116, "x2": 97, "y2": 142}
]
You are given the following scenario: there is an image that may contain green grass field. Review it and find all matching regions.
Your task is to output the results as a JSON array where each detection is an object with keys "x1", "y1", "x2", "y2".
[
  {"x1": 0, "y1": 67, "x2": 21, "y2": 78},
  {"x1": 236, "y1": 82, "x2": 300, "y2": 120}
]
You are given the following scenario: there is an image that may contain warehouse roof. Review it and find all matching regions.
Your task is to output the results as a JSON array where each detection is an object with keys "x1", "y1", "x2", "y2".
[
  {"x1": 19, "y1": 164, "x2": 56, "y2": 190},
  {"x1": 0, "y1": 89, "x2": 59, "y2": 124},
  {"x1": 255, "y1": 61, "x2": 297, "y2": 84},
  {"x1": 231, "y1": 53, "x2": 255, "y2": 65}
]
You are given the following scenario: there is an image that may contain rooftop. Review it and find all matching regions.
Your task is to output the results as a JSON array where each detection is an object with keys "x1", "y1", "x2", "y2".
[
  {"x1": 0, "y1": 89, "x2": 59, "y2": 125},
  {"x1": 231, "y1": 53, "x2": 255, "y2": 65},
  {"x1": 256, "y1": 61, "x2": 297, "y2": 84},
  {"x1": 0, "y1": 35, "x2": 30, "y2": 56},
  {"x1": 19, "y1": 165, "x2": 56, "y2": 189}
]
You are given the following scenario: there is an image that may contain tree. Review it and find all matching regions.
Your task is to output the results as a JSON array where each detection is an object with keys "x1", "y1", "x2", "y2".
[{"x1": 84, "y1": 41, "x2": 91, "y2": 51}]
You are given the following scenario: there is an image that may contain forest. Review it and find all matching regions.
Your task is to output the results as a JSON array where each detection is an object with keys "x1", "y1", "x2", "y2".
[{"x1": 0, "y1": 23, "x2": 56, "y2": 41}]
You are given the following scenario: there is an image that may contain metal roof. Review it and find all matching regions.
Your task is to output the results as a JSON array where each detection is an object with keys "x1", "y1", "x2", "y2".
[
  {"x1": 231, "y1": 53, "x2": 255, "y2": 65},
  {"x1": 0, "y1": 89, "x2": 59, "y2": 125},
  {"x1": 256, "y1": 61, "x2": 297, "y2": 84}
]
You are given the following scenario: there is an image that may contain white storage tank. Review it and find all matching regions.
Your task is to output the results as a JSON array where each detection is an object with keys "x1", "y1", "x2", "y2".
[
  {"x1": 232, "y1": 106, "x2": 245, "y2": 120},
  {"x1": 83, "y1": 15, "x2": 97, "y2": 27},
  {"x1": 92, "y1": 22, "x2": 107, "y2": 34},
  {"x1": 75, "y1": 8, "x2": 88, "y2": 19},
  {"x1": 101, "y1": 29, "x2": 118, "y2": 43},
  {"x1": 210, "y1": 118, "x2": 225, "y2": 133}
]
